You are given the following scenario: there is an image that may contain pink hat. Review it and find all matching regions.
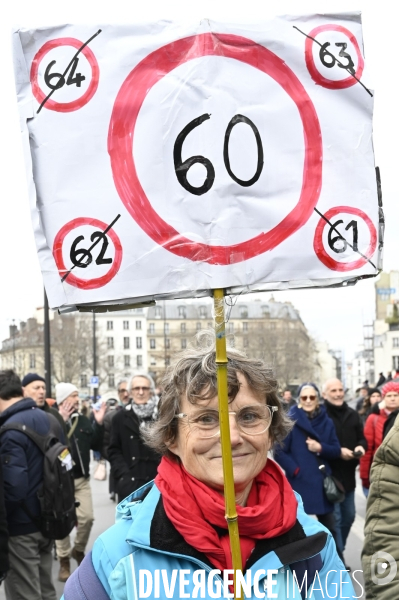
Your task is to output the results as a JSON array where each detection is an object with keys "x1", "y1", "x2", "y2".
[{"x1": 381, "y1": 381, "x2": 399, "y2": 397}]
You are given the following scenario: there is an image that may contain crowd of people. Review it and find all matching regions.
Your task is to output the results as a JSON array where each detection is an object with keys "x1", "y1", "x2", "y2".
[{"x1": 0, "y1": 348, "x2": 398, "y2": 599}]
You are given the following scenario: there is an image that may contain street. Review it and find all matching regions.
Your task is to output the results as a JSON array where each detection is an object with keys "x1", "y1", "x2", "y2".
[{"x1": 0, "y1": 464, "x2": 368, "y2": 600}]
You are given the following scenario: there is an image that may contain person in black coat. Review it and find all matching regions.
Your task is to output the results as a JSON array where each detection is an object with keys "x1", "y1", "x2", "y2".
[
  {"x1": 108, "y1": 374, "x2": 161, "y2": 501},
  {"x1": 323, "y1": 378, "x2": 367, "y2": 562},
  {"x1": 0, "y1": 461, "x2": 9, "y2": 586}
]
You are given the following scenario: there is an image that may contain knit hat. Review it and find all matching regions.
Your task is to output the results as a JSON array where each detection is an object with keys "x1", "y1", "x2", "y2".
[
  {"x1": 381, "y1": 381, "x2": 399, "y2": 397},
  {"x1": 296, "y1": 382, "x2": 320, "y2": 401},
  {"x1": 367, "y1": 387, "x2": 381, "y2": 397},
  {"x1": 56, "y1": 382, "x2": 79, "y2": 405},
  {"x1": 21, "y1": 373, "x2": 45, "y2": 387}
]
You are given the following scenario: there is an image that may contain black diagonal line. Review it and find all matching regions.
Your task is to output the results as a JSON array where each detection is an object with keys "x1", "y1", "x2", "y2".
[
  {"x1": 61, "y1": 214, "x2": 121, "y2": 283},
  {"x1": 314, "y1": 207, "x2": 376, "y2": 270},
  {"x1": 37, "y1": 29, "x2": 102, "y2": 113},
  {"x1": 293, "y1": 26, "x2": 373, "y2": 97}
]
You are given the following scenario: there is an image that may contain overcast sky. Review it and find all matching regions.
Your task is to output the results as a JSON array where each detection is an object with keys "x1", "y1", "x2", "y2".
[{"x1": 1, "y1": 0, "x2": 397, "y2": 362}]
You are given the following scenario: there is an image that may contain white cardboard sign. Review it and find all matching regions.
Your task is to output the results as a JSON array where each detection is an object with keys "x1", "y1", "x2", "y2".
[{"x1": 12, "y1": 15, "x2": 382, "y2": 310}]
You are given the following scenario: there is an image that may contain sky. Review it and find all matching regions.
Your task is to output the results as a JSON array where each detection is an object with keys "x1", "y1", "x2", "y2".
[{"x1": 1, "y1": 0, "x2": 398, "y2": 362}]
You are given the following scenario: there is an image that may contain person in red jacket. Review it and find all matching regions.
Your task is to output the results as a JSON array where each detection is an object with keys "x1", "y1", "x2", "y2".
[{"x1": 360, "y1": 381, "x2": 399, "y2": 496}]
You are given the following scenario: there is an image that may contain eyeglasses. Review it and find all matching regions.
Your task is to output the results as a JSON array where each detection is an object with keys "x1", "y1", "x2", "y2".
[
  {"x1": 118, "y1": 388, "x2": 128, "y2": 394},
  {"x1": 175, "y1": 405, "x2": 278, "y2": 438},
  {"x1": 300, "y1": 395, "x2": 317, "y2": 401},
  {"x1": 131, "y1": 386, "x2": 151, "y2": 393}
]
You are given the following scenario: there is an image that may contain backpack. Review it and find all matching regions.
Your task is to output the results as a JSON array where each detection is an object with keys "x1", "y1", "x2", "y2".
[{"x1": 0, "y1": 414, "x2": 77, "y2": 539}]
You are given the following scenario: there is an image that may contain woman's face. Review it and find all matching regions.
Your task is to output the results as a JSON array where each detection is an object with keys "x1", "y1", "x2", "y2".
[
  {"x1": 169, "y1": 372, "x2": 272, "y2": 497},
  {"x1": 369, "y1": 392, "x2": 381, "y2": 405},
  {"x1": 299, "y1": 386, "x2": 319, "y2": 413}
]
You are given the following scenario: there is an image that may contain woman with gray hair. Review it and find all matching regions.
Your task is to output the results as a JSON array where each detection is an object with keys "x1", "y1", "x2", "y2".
[
  {"x1": 62, "y1": 342, "x2": 354, "y2": 600},
  {"x1": 107, "y1": 373, "x2": 160, "y2": 501}
]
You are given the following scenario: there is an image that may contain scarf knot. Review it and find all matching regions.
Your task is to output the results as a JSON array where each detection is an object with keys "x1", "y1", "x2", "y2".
[{"x1": 155, "y1": 456, "x2": 297, "y2": 571}]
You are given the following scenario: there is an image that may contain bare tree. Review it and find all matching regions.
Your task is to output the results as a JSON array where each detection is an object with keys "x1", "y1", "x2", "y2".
[{"x1": 241, "y1": 320, "x2": 316, "y2": 388}]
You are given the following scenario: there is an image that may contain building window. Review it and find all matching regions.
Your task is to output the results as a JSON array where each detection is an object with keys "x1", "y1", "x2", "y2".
[
  {"x1": 124, "y1": 355, "x2": 130, "y2": 367},
  {"x1": 164, "y1": 323, "x2": 169, "y2": 334},
  {"x1": 29, "y1": 353, "x2": 35, "y2": 368},
  {"x1": 165, "y1": 357, "x2": 170, "y2": 366},
  {"x1": 136, "y1": 321, "x2": 142, "y2": 330},
  {"x1": 123, "y1": 337, "x2": 130, "y2": 349},
  {"x1": 80, "y1": 374, "x2": 87, "y2": 387},
  {"x1": 108, "y1": 355, "x2": 114, "y2": 368},
  {"x1": 165, "y1": 338, "x2": 170, "y2": 349},
  {"x1": 80, "y1": 356, "x2": 87, "y2": 368},
  {"x1": 228, "y1": 322, "x2": 234, "y2": 334},
  {"x1": 150, "y1": 339, "x2": 156, "y2": 349},
  {"x1": 181, "y1": 338, "x2": 187, "y2": 349},
  {"x1": 150, "y1": 356, "x2": 156, "y2": 366},
  {"x1": 123, "y1": 320, "x2": 129, "y2": 330},
  {"x1": 240, "y1": 306, "x2": 248, "y2": 318},
  {"x1": 200, "y1": 306, "x2": 207, "y2": 318},
  {"x1": 393, "y1": 356, "x2": 399, "y2": 370},
  {"x1": 208, "y1": 322, "x2": 213, "y2": 329},
  {"x1": 107, "y1": 321, "x2": 113, "y2": 330},
  {"x1": 137, "y1": 355, "x2": 143, "y2": 367},
  {"x1": 243, "y1": 337, "x2": 249, "y2": 348},
  {"x1": 136, "y1": 337, "x2": 142, "y2": 349},
  {"x1": 149, "y1": 323, "x2": 155, "y2": 334},
  {"x1": 196, "y1": 322, "x2": 201, "y2": 331},
  {"x1": 155, "y1": 306, "x2": 162, "y2": 318},
  {"x1": 181, "y1": 323, "x2": 186, "y2": 333},
  {"x1": 393, "y1": 338, "x2": 399, "y2": 348},
  {"x1": 178, "y1": 306, "x2": 186, "y2": 318},
  {"x1": 243, "y1": 322, "x2": 248, "y2": 333},
  {"x1": 109, "y1": 374, "x2": 115, "y2": 388},
  {"x1": 107, "y1": 337, "x2": 114, "y2": 349}
]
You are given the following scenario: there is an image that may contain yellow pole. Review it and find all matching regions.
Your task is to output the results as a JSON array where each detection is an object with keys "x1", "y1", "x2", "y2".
[{"x1": 213, "y1": 288, "x2": 242, "y2": 599}]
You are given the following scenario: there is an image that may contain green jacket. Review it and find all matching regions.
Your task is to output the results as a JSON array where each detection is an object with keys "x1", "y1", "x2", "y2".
[
  {"x1": 362, "y1": 414, "x2": 399, "y2": 599},
  {"x1": 67, "y1": 414, "x2": 104, "y2": 479}
]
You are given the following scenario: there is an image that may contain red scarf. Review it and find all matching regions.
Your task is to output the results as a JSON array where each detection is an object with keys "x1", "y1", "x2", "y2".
[{"x1": 155, "y1": 456, "x2": 297, "y2": 571}]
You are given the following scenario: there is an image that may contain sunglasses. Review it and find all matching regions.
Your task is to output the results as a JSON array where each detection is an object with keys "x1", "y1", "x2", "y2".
[
  {"x1": 131, "y1": 386, "x2": 151, "y2": 392},
  {"x1": 300, "y1": 395, "x2": 317, "y2": 401},
  {"x1": 118, "y1": 388, "x2": 128, "y2": 394}
]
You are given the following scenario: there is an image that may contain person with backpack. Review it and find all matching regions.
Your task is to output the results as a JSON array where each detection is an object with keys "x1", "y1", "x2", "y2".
[
  {"x1": 56, "y1": 382, "x2": 106, "y2": 582},
  {"x1": 0, "y1": 369, "x2": 65, "y2": 600}
]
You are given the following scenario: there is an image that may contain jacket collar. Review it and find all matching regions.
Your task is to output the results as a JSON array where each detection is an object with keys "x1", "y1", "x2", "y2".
[
  {"x1": 0, "y1": 398, "x2": 36, "y2": 424},
  {"x1": 119, "y1": 482, "x2": 328, "y2": 572},
  {"x1": 289, "y1": 405, "x2": 323, "y2": 440}
]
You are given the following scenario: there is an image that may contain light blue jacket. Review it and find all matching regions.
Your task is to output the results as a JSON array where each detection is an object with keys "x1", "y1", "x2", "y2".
[{"x1": 63, "y1": 480, "x2": 358, "y2": 599}]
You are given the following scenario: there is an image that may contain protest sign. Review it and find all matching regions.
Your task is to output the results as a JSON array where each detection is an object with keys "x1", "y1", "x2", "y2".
[{"x1": 13, "y1": 14, "x2": 381, "y2": 310}]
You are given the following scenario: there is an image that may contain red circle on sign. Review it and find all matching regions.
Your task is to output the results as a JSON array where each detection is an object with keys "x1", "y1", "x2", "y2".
[
  {"x1": 313, "y1": 206, "x2": 377, "y2": 271},
  {"x1": 53, "y1": 217, "x2": 122, "y2": 289},
  {"x1": 305, "y1": 25, "x2": 364, "y2": 90},
  {"x1": 30, "y1": 38, "x2": 100, "y2": 112},
  {"x1": 108, "y1": 33, "x2": 322, "y2": 265}
]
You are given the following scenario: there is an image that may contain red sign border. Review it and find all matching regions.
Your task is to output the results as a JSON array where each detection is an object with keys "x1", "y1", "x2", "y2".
[
  {"x1": 313, "y1": 206, "x2": 377, "y2": 272},
  {"x1": 108, "y1": 32, "x2": 323, "y2": 266},
  {"x1": 30, "y1": 37, "x2": 100, "y2": 113},
  {"x1": 305, "y1": 24, "x2": 364, "y2": 90},
  {"x1": 53, "y1": 217, "x2": 122, "y2": 289}
]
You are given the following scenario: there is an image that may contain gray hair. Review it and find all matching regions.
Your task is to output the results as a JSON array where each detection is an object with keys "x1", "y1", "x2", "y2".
[
  {"x1": 142, "y1": 333, "x2": 293, "y2": 457},
  {"x1": 128, "y1": 373, "x2": 156, "y2": 393}
]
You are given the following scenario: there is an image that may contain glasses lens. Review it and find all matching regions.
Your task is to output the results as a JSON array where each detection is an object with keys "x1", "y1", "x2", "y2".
[
  {"x1": 237, "y1": 405, "x2": 272, "y2": 435},
  {"x1": 118, "y1": 389, "x2": 127, "y2": 394},
  {"x1": 188, "y1": 405, "x2": 273, "y2": 438},
  {"x1": 301, "y1": 395, "x2": 316, "y2": 401},
  {"x1": 131, "y1": 387, "x2": 150, "y2": 392}
]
